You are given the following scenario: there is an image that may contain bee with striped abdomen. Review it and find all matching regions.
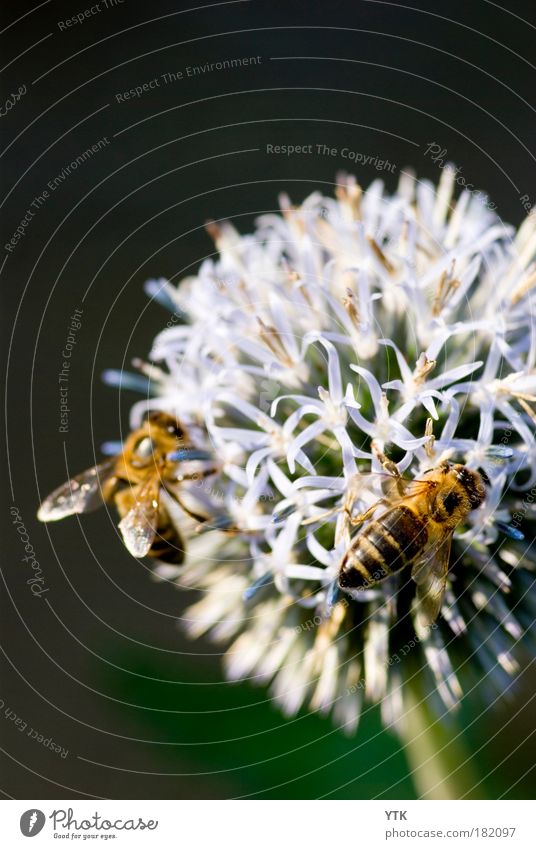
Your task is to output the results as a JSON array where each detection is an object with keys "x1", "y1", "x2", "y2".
[
  {"x1": 37, "y1": 412, "x2": 218, "y2": 564},
  {"x1": 309, "y1": 459, "x2": 486, "y2": 628}
]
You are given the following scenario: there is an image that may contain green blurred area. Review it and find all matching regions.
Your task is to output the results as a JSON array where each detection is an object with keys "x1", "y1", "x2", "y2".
[
  {"x1": 101, "y1": 646, "x2": 415, "y2": 799},
  {"x1": 98, "y1": 645, "x2": 535, "y2": 799}
]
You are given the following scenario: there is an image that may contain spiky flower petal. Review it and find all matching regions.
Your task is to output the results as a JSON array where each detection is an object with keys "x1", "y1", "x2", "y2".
[{"x1": 117, "y1": 169, "x2": 536, "y2": 733}]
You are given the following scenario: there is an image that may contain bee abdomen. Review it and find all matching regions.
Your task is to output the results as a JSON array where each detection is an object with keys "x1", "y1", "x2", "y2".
[
  {"x1": 339, "y1": 506, "x2": 428, "y2": 590},
  {"x1": 378, "y1": 506, "x2": 428, "y2": 562},
  {"x1": 148, "y1": 522, "x2": 185, "y2": 564}
]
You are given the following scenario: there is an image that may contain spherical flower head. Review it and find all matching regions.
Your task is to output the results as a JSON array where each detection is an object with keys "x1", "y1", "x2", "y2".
[{"x1": 122, "y1": 168, "x2": 536, "y2": 735}]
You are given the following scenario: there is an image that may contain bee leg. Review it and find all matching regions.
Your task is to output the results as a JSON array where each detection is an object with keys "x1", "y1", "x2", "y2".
[
  {"x1": 304, "y1": 481, "x2": 384, "y2": 529},
  {"x1": 171, "y1": 494, "x2": 254, "y2": 536},
  {"x1": 195, "y1": 517, "x2": 259, "y2": 536},
  {"x1": 217, "y1": 523, "x2": 258, "y2": 536},
  {"x1": 113, "y1": 487, "x2": 135, "y2": 515},
  {"x1": 101, "y1": 475, "x2": 121, "y2": 503},
  {"x1": 302, "y1": 505, "x2": 341, "y2": 526},
  {"x1": 343, "y1": 472, "x2": 386, "y2": 525},
  {"x1": 176, "y1": 467, "x2": 221, "y2": 482},
  {"x1": 172, "y1": 493, "x2": 212, "y2": 525},
  {"x1": 346, "y1": 502, "x2": 381, "y2": 527},
  {"x1": 371, "y1": 442, "x2": 406, "y2": 496}
]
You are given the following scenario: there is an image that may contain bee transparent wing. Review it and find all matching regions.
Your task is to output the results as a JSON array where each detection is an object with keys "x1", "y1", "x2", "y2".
[
  {"x1": 302, "y1": 473, "x2": 434, "y2": 528},
  {"x1": 37, "y1": 458, "x2": 118, "y2": 522},
  {"x1": 411, "y1": 534, "x2": 452, "y2": 628},
  {"x1": 351, "y1": 472, "x2": 435, "y2": 501},
  {"x1": 118, "y1": 476, "x2": 159, "y2": 557}
]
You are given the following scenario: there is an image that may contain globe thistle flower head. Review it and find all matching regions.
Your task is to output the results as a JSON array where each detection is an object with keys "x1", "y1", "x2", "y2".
[{"x1": 117, "y1": 168, "x2": 536, "y2": 735}]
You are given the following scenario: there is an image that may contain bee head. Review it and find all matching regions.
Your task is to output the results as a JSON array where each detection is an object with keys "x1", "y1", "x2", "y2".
[
  {"x1": 146, "y1": 411, "x2": 186, "y2": 442},
  {"x1": 130, "y1": 434, "x2": 157, "y2": 468},
  {"x1": 126, "y1": 413, "x2": 187, "y2": 469},
  {"x1": 452, "y1": 464, "x2": 486, "y2": 509}
]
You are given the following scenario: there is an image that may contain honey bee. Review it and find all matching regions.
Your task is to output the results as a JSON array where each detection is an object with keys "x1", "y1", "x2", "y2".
[
  {"x1": 311, "y1": 460, "x2": 486, "y2": 627},
  {"x1": 37, "y1": 412, "x2": 217, "y2": 564}
]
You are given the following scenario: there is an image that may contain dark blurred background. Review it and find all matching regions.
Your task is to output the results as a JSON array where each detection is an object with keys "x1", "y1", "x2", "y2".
[{"x1": 1, "y1": 0, "x2": 536, "y2": 799}]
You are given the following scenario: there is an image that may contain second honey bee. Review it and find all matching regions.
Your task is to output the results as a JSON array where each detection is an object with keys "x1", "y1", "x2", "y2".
[
  {"x1": 37, "y1": 412, "x2": 218, "y2": 564},
  {"x1": 313, "y1": 460, "x2": 486, "y2": 627}
]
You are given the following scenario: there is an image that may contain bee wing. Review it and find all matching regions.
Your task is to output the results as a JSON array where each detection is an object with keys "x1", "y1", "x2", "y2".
[
  {"x1": 37, "y1": 458, "x2": 118, "y2": 522},
  {"x1": 345, "y1": 473, "x2": 435, "y2": 518},
  {"x1": 302, "y1": 474, "x2": 435, "y2": 527},
  {"x1": 411, "y1": 533, "x2": 452, "y2": 628},
  {"x1": 118, "y1": 475, "x2": 160, "y2": 557},
  {"x1": 351, "y1": 472, "x2": 435, "y2": 501}
]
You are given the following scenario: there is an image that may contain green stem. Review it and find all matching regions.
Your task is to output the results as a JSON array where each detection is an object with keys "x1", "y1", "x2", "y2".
[{"x1": 399, "y1": 682, "x2": 484, "y2": 800}]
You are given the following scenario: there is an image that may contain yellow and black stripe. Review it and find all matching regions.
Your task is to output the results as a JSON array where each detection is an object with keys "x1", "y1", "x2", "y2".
[
  {"x1": 339, "y1": 506, "x2": 428, "y2": 589},
  {"x1": 148, "y1": 513, "x2": 185, "y2": 564}
]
